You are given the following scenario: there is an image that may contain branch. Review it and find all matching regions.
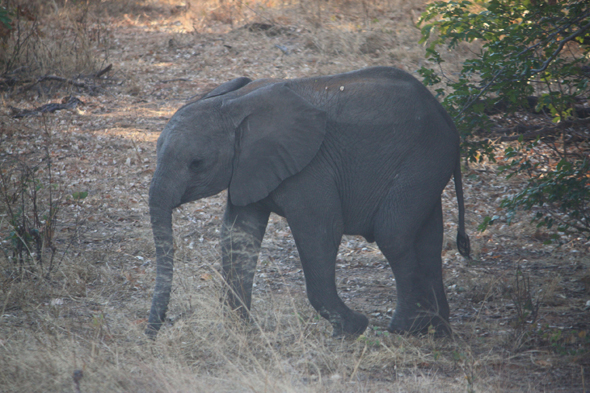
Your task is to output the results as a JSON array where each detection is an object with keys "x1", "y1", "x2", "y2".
[
  {"x1": 486, "y1": 124, "x2": 543, "y2": 136},
  {"x1": 14, "y1": 75, "x2": 97, "y2": 96},
  {"x1": 530, "y1": 19, "x2": 590, "y2": 74},
  {"x1": 158, "y1": 78, "x2": 190, "y2": 84},
  {"x1": 514, "y1": 9, "x2": 590, "y2": 60},
  {"x1": 496, "y1": 127, "x2": 555, "y2": 142},
  {"x1": 12, "y1": 96, "x2": 84, "y2": 118},
  {"x1": 479, "y1": 117, "x2": 590, "y2": 143},
  {"x1": 37, "y1": 75, "x2": 88, "y2": 88},
  {"x1": 94, "y1": 64, "x2": 112, "y2": 78}
]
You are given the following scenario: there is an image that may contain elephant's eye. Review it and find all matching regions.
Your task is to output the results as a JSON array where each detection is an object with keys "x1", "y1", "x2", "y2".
[{"x1": 189, "y1": 159, "x2": 202, "y2": 171}]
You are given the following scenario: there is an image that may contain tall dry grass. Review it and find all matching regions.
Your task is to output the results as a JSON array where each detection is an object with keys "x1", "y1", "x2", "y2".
[{"x1": 0, "y1": 244, "x2": 492, "y2": 392}]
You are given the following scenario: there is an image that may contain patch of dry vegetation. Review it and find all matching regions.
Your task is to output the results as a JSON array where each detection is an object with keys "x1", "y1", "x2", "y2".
[
  {"x1": 0, "y1": 266, "x2": 489, "y2": 392},
  {"x1": 1, "y1": 1, "x2": 589, "y2": 392},
  {"x1": 0, "y1": 0, "x2": 112, "y2": 90}
]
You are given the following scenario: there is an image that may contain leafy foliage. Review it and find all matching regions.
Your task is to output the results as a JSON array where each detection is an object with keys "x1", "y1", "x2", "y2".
[
  {"x1": 418, "y1": 0, "x2": 590, "y2": 236},
  {"x1": 500, "y1": 144, "x2": 590, "y2": 234},
  {"x1": 0, "y1": 7, "x2": 11, "y2": 29}
]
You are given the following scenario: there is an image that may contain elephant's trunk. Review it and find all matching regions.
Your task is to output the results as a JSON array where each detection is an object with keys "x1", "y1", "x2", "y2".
[{"x1": 146, "y1": 176, "x2": 179, "y2": 338}]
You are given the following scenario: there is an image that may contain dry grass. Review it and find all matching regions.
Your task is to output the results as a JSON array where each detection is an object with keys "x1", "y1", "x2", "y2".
[
  {"x1": 1, "y1": 1, "x2": 589, "y2": 392},
  {"x1": 0, "y1": 0, "x2": 111, "y2": 82},
  {"x1": 0, "y1": 244, "x2": 498, "y2": 393}
]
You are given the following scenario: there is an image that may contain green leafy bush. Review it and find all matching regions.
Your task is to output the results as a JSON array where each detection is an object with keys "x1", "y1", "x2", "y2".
[
  {"x1": 0, "y1": 6, "x2": 11, "y2": 29},
  {"x1": 418, "y1": 0, "x2": 590, "y2": 236}
]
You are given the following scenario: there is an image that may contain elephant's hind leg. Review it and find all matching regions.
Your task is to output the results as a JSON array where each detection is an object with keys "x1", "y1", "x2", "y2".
[
  {"x1": 413, "y1": 200, "x2": 450, "y2": 335},
  {"x1": 375, "y1": 191, "x2": 450, "y2": 336},
  {"x1": 287, "y1": 209, "x2": 368, "y2": 337}
]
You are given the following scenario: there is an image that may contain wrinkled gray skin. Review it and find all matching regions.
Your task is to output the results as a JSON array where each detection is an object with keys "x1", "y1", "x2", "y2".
[{"x1": 146, "y1": 67, "x2": 470, "y2": 339}]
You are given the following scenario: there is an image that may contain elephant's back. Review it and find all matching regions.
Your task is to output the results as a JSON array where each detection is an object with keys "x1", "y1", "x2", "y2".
[{"x1": 290, "y1": 67, "x2": 457, "y2": 142}]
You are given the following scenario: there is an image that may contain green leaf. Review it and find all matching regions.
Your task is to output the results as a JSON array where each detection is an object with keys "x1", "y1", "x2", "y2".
[
  {"x1": 0, "y1": 7, "x2": 11, "y2": 29},
  {"x1": 478, "y1": 216, "x2": 493, "y2": 232},
  {"x1": 72, "y1": 191, "x2": 88, "y2": 200}
]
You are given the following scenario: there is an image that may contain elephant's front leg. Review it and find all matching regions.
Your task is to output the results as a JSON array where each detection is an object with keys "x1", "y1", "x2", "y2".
[{"x1": 221, "y1": 201, "x2": 270, "y2": 319}]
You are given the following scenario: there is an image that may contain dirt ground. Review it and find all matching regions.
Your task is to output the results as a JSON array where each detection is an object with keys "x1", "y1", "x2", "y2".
[{"x1": 1, "y1": 1, "x2": 589, "y2": 392}]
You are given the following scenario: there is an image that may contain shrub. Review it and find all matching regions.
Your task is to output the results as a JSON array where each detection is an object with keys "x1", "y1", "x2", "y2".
[
  {"x1": 0, "y1": 1, "x2": 107, "y2": 85},
  {"x1": 0, "y1": 119, "x2": 86, "y2": 280},
  {"x1": 418, "y1": 0, "x2": 590, "y2": 236},
  {"x1": 0, "y1": 120, "x2": 60, "y2": 279}
]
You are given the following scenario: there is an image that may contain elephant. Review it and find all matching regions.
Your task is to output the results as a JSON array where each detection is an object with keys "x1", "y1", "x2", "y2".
[{"x1": 146, "y1": 66, "x2": 470, "y2": 339}]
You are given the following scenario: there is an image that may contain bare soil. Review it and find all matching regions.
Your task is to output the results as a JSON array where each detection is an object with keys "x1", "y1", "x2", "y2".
[{"x1": 1, "y1": 1, "x2": 589, "y2": 392}]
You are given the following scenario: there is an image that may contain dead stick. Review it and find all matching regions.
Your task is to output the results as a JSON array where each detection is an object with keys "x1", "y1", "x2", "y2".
[
  {"x1": 159, "y1": 78, "x2": 191, "y2": 84},
  {"x1": 40, "y1": 75, "x2": 87, "y2": 88},
  {"x1": 17, "y1": 75, "x2": 88, "y2": 94},
  {"x1": 481, "y1": 118, "x2": 590, "y2": 144},
  {"x1": 95, "y1": 64, "x2": 112, "y2": 78}
]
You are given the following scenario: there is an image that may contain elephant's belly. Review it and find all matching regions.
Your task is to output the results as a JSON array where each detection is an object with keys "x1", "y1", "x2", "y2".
[
  {"x1": 340, "y1": 202, "x2": 380, "y2": 243},
  {"x1": 342, "y1": 220, "x2": 376, "y2": 243}
]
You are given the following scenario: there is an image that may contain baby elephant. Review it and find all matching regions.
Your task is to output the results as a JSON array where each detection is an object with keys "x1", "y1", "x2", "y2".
[{"x1": 146, "y1": 66, "x2": 470, "y2": 339}]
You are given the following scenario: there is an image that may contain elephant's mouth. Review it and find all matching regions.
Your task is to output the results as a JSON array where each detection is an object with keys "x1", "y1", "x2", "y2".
[{"x1": 180, "y1": 186, "x2": 222, "y2": 205}]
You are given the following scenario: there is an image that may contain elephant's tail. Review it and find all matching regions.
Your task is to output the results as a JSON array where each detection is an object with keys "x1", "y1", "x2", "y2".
[{"x1": 454, "y1": 159, "x2": 471, "y2": 258}]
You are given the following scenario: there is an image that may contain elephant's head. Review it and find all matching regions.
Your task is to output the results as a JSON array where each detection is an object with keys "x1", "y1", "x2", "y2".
[{"x1": 146, "y1": 79, "x2": 328, "y2": 337}]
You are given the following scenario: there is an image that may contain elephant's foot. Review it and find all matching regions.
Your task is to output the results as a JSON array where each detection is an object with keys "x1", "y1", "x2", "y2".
[
  {"x1": 388, "y1": 312, "x2": 451, "y2": 337},
  {"x1": 324, "y1": 308, "x2": 369, "y2": 337},
  {"x1": 145, "y1": 324, "x2": 160, "y2": 340}
]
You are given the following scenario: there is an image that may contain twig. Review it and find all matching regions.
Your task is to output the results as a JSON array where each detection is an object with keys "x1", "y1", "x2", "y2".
[
  {"x1": 158, "y1": 78, "x2": 191, "y2": 84},
  {"x1": 37, "y1": 75, "x2": 88, "y2": 88},
  {"x1": 487, "y1": 124, "x2": 543, "y2": 136},
  {"x1": 16, "y1": 75, "x2": 94, "y2": 95},
  {"x1": 496, "y1": 128, "x2": 555, "y2": 142},
  {"x1": 530, "y1": 19, "x2": 590, "y2": 74},
  {"x1": 94, "y1": 64, "x2": 112, "y2": 78},
  {"x1": 349, "y1": 344, "x2": 367, "y2": 382}
]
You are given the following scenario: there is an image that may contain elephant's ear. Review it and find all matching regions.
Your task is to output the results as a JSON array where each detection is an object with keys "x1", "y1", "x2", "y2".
[
  {"x1": 201, "y1": 77, "x2": 252, "y2": 100},
  {"x1": 222, "y1": 83, "x2": 327, "y2": 206}
]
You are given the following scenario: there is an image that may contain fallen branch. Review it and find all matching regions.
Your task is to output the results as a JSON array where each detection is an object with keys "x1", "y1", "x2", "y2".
[
  {"x1": 480, "y1": 117, "x2": 590, "y2": 143},
  {"x1": 158, "y1": 78, "x2": 191, "y2": 84},
  {"x1": 37, "y1": 75, "x2": 88, "y2": 87},
  {"x1": 12, "y1": 96, "x2": 84, "y2": 118},
  {"x1": 496, "y1": 127, "x2": 556, "y2": 142},
  {"x1": 486, "y1": 124, "x2": 544, "y2": 136},
  {"x1": 2, "y1": 65, "x2": 114, "y2": 94},
  {"x1": 95, "y1": 64, "x2": 112, "y2": 78},
  {"x1": 15, "y1": 74, "x2": 100, "y2": 95}
]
